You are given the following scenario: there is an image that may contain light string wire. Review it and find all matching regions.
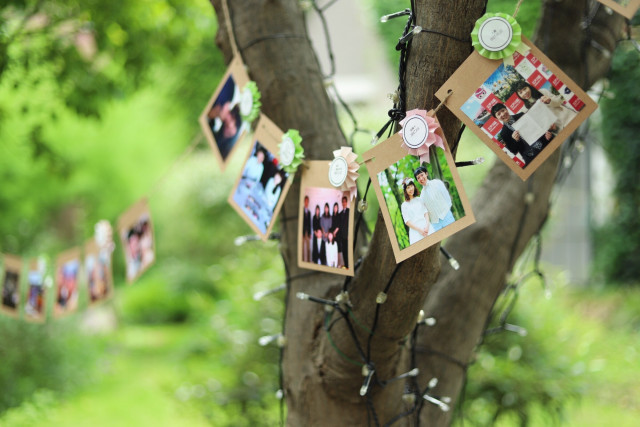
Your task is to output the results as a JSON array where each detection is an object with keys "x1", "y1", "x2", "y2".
[
  {"x1": 256, "y1": 0, "x2": 625, "y2": 426},
  {"x1": 454, "y1": 2, "x2": 623, "y2": 424}
]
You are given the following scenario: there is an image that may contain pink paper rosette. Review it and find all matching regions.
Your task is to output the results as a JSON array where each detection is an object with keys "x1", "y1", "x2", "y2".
[
  {"x1": 399, "y1": 109, "x2": 445, "y2": 164},
  {"x1": 329, "y1": 147, "x2": 359, "y2": 201}
]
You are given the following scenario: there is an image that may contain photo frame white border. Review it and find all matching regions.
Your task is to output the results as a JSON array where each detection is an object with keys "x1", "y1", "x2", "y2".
[
  {"x1": 297, "y1": 161, "x2": 355, "y2": 277},
  {"x1": 198, "y1": 55, "x2": 252, "y2": 171},
  {"x1": 362, "y1": 119, "x2": 475, "y2": 263},
  {"x1": 436, "y1": 37, "x2": 598, "y2": 181},
  {"x1": 228, "y1": 115, "x2": 293, "y2": 242}
]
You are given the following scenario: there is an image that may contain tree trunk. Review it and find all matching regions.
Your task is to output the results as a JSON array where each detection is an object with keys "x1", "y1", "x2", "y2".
[{"x1": 210, "y1": 0, "x2": 623, "y2": 425}]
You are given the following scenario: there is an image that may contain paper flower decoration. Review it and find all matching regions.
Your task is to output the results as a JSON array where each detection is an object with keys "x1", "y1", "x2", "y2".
[
  {"x1": 278, "y1": 129, "x2": 304, "y2": 174},
  {"x1": 329, "y1": 147, "x2": 359, "y2": 201},
  {"x1": 399, "y1": 109, "x2": 445, "y2": 164},
  {"x1": 471, "y1": 13, "x2": 522, "y2": 61},
  {"x1": 239, "y1": 81, "x2": 261, "y2": 122}
]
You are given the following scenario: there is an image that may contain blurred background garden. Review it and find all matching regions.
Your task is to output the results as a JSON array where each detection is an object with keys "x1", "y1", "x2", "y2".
[{"x1": 0, "y1": 0, "x2": 639, "y2": 426}]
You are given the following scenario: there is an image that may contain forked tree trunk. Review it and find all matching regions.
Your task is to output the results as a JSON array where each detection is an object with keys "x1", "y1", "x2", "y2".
[{"x1": 210, "y1": 0, "x2": 623, "y2": 425}]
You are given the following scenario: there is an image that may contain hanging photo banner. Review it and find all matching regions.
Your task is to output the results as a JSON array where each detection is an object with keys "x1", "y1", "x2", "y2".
[
  {"x1": 198, "y1": 55, "x2": 257, "y2": 171},
  {"x1": 329, "y1": 147, "x2": 359, "y2": 201},
  {"x1": 228, "y1": 115, "x2": 293, "y2": 241},
  {"x1": 362, "y1": 116, "x2": 475, "y2": 263},
  {"x1": 85, "y1": 238, "x2": 113, "y2": 305},
  {"x1": 595, "y1": 0, "x2": 640, "y2": 19},
  {"x1": 24, "y1": 258, "x2": 47, "y2": 323},
  {"x1": 54, "y1": 248, "x2": 81, "y2": 318},
  {"x1": 399, "y1": 110, "x2": 446, "y2": 163},
  {"x1": 436, "y1": 36, "x2": 597, "y2": 181},
  {"x1": 118, "y1": 198, "x2": 156, "y2": 283},
  {"x1": 298, "y1": 161, "x2": 355, "y2": 277},
  {"x1": 279, "y1": 129, "x2": 304, "y2": 174},
  {"x1": 1, "y1": 254, "x2": 22, "y2": 318}
]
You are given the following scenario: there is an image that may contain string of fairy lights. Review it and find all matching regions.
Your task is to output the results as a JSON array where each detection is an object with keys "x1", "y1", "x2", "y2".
[
  {"x1": 237, "y1": 1, "x2": 632, "y2": 426},
  {"x1": 1, "y1": 0, "x2": 629, "y2": 425}
]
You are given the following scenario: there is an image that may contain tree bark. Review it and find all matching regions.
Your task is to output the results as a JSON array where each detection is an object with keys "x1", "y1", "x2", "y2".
[{"x1": 210, "y1": 0, "x2": 624, "y2": 425}]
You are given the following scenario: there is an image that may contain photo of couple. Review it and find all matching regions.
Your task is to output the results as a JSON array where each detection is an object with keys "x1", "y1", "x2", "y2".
[
  {"x1": 461, "y1": 52, "x2": 584, "y2": 169},
  {"x1": 364, "y1": 130, "x2": 475, "y2": 263},
  {"x1": 301, "y1": 188, "x2": 351, "y2": 269},
  {"x1": 199, "y1": 57, "x2": 252, "y2": 170},
  {"x1": 377, "y1": 149, "x2": 465, "y2": 251}
]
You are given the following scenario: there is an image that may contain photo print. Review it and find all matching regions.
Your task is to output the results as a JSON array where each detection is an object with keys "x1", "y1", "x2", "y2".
[
  {"x1": 298, "y1": 161, "x2": 355, "y2": 276},
  {"x1": 54, "y1": 248, "x2": 81, "y2": 318},
  {"x1": 363, "y1": 128, "x2": 475, "y2": 263},
  {"x1": 118, "y1": 198, "x2": 156, "y2": 283},
  {"x1": 436, "y1": 37, "x2": 597, "y2": 180},
  {"x1": 24, "y1": 258, "x2": 47, "y2": 323},
  {"x1": 199, "y1": 56, "x2": 253, "y2": 170},
  {"x1": 1, "y1": 254, "x2": 22, "y2": 317},
  {"x1": 228, "y1": 115, "x2": 292, "y2": 241},
  {"x1": 596, "y1": 0, "x2": 640, "y2": 19},
  {"x1": 85, "y1": 238, "x2": 113, "y2": 304}
]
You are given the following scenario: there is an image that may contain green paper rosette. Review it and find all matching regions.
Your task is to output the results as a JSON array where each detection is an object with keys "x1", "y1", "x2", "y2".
[
  {"x1": 279, "y1": 129, "x2": 304, "y2": 175},
  {"x1": 239, "y1": 81, "x2": 261, "y2": 122},
  {"x1": 471, "y1": 12, "x2": 522, "y2": 60}
]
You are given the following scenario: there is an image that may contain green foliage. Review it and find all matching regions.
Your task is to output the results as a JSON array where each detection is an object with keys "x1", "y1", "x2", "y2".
[
  {"x1": 593, "y1": 46, "x2": 640, "y2": 284},
  {"x1": 118, "y1": 276, "x2": 191, "y2": 324},
  {"x1": 0, "y1": 316, "x2": 100, "y2": 412}
]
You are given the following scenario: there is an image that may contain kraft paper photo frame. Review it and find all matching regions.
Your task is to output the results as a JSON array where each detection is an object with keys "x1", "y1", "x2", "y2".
[
  {"x1": 199, "y1": 55, "x2": 252, "y2": 171},
  {"x1": 85, "y1": 238, "x2": 113, "y2": 305},
  {"x1": 228, "y1": 115, "x2": 293, "y2": 242},
  {"x1": 24, "y1": 258, "x2": 47, "y2": 323},
  {"x1": 54, "y1": 247, "x2": 81, "y2": 318},
  {"x1": 436, "y1": 37, "x2": 597, "y2": 181},
  {"x1": 298, "y1": 161, "x2": 355, "y2": 277},
  {"x1": 1, "y1": 254, "x2": 22, "y2": 318},
  {"x1": 363, "y1": 120, "x2": 475, "y2": 263},
  {"x1": 118, "y1": 198, "x2": 156, "y2": 283},
  {"x1": 596, "y1": 0, "x2": 640, "y2": 19}
]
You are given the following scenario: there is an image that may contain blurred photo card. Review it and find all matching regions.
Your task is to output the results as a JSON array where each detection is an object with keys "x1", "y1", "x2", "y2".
[
  {"x1": 199, "y1": 56, "x2": 255, "y2": 171},
  {"x1": 118, "y1": 198, "x2": 156, "y2": 283},
  {"x1": 596, "y1": 0, "x2": 640, "y2": 19},
  {"x1": 54, "y1": 248, "x2": 81, "y2": 318},
  {"x1": 85, "y1": 238, "x2": 113, "y2": 305},
  {"x1": 24, "y1": 258, "x2": 47, "y2": 323},
  {"x1": 436, "y1": 37, "x2": 597, "y2": 180},
  {"x1": 298, "y1": 161, "x2": 355, "y2": 277},
  {"x1": 363, "y1": 120, "x2": 475, "y2": 263},
  {"x1": 1, "y1": 254, "x2": 22, "y2": 318},
  {"x1": 228, "y1": 115, "x2": 293, "y2": 241}
]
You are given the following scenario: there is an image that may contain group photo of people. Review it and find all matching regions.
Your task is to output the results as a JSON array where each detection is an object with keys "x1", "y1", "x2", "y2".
[
  {"x1": 461, "y1": 52, "x2": 584, "y2": 168},
  {"x1": 121, "y1": 214, "x2": 155, "y2": 283},
  {"x1": 231, "y1": 140, "x2": 289, "y2": 236},
  {"x1": 377, "y1": 148, "x2": 466, "y2": 251},
  {"x1": 201, "y1": 73, "x2": 250, "y2": 163},
  {"x1": 300, "y1": 187, "x2": 351, "y2": 270},
  {"x1": 54, "y1": 258, "x2": 80, "y2": 316}
]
